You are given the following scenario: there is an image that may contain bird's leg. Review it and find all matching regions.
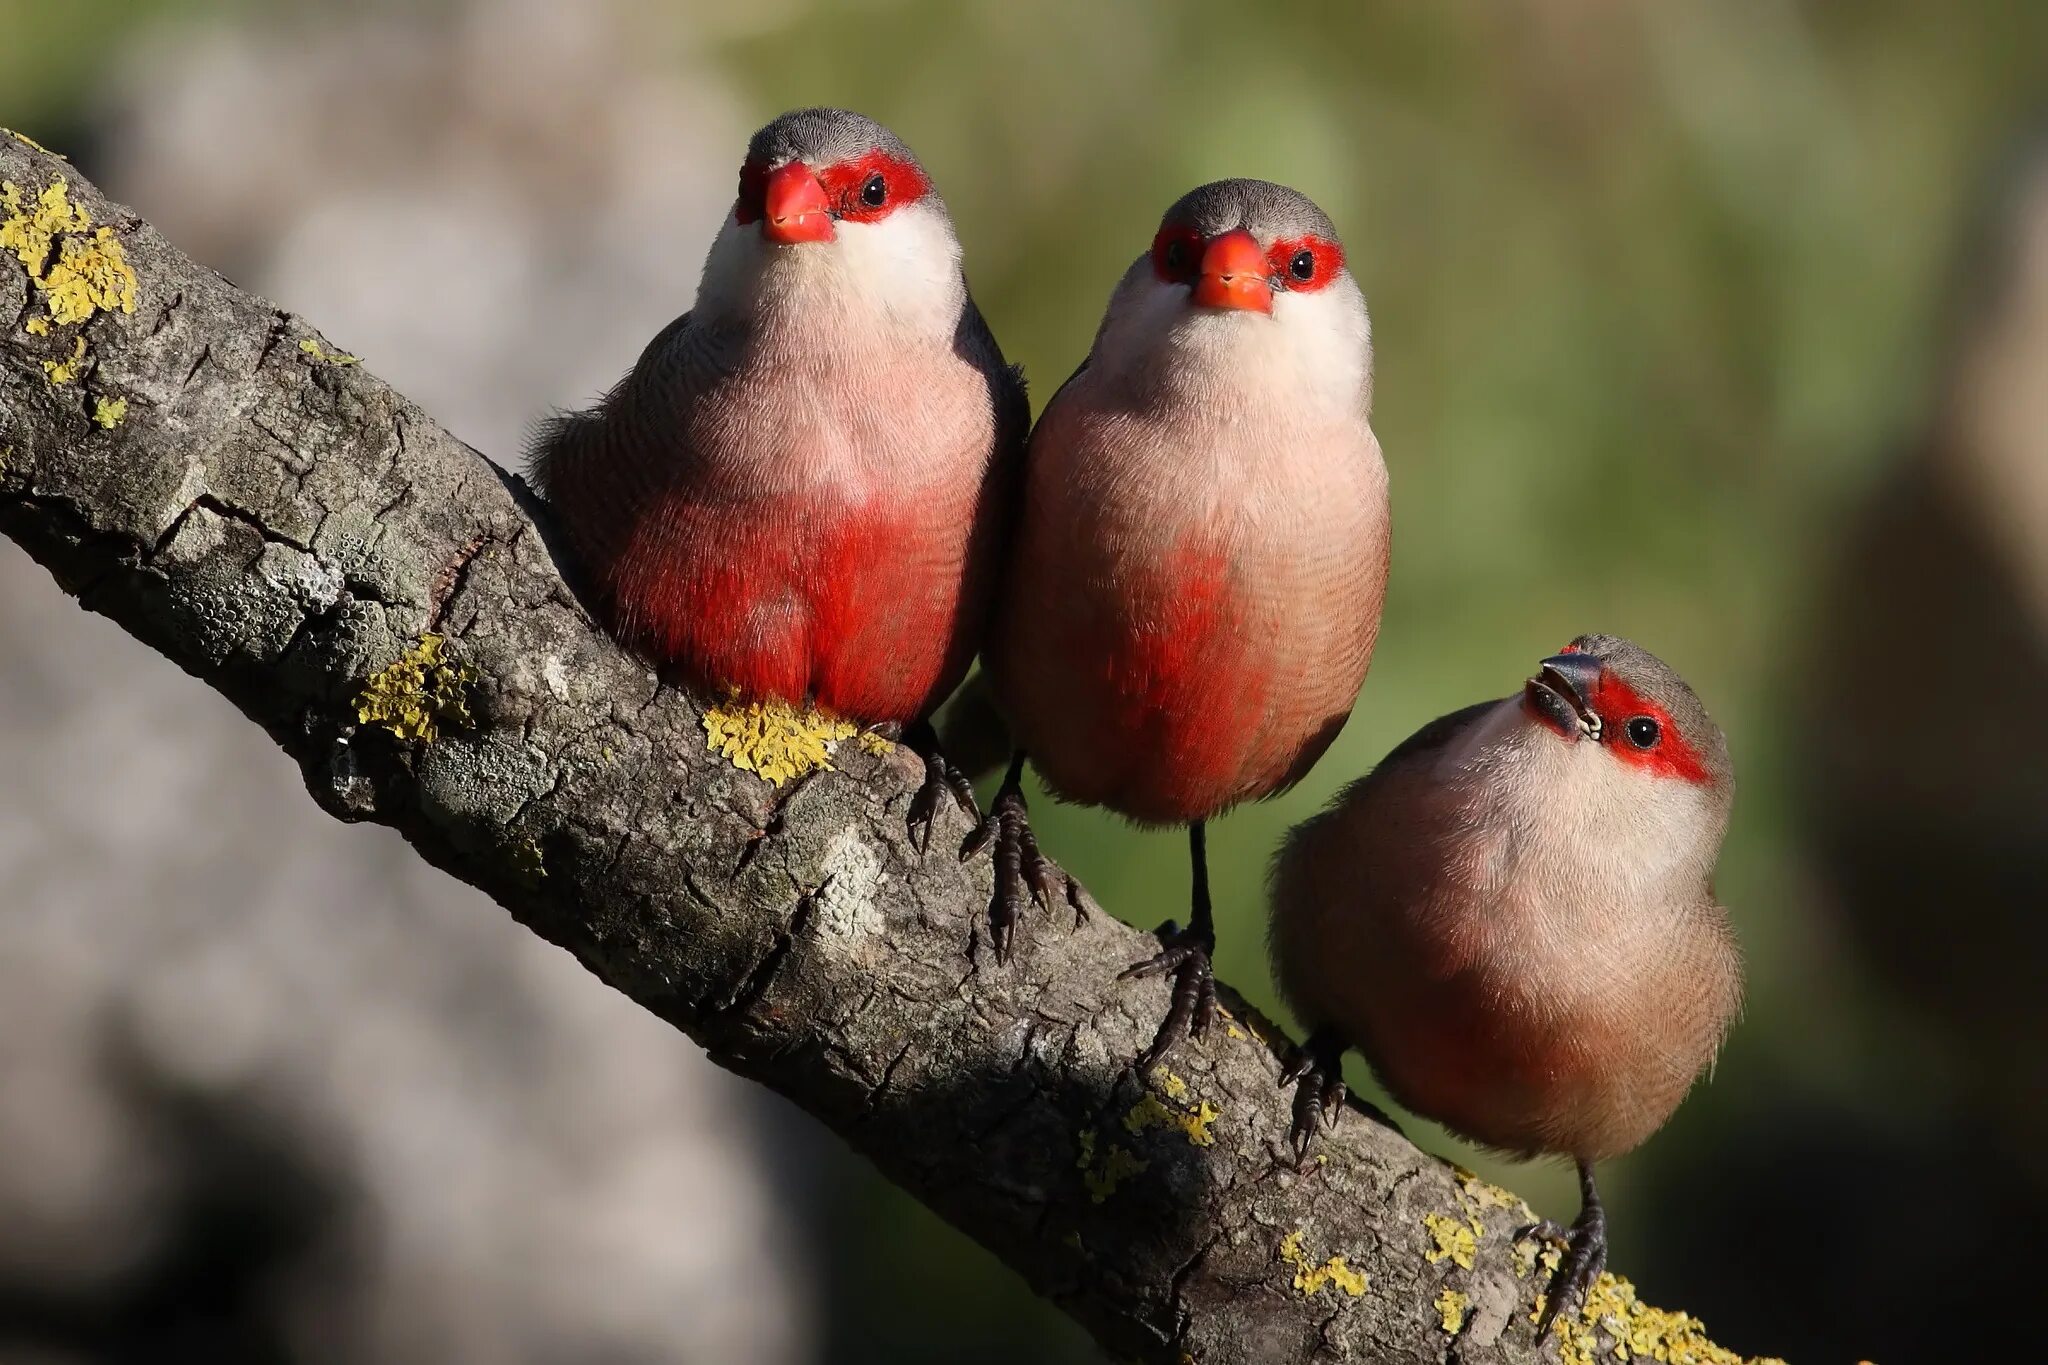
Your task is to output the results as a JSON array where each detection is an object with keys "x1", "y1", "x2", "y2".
[
  {"x1": 959, "y1": 752, "x2": 1068, "y2": 963},
  {"x1": 1278, "y1": 1026, "x2": 1352, "y2": 1161},
  {"x1": 1525, "y1": 1159, "x2": 1609, "y2": 1335},
  {"x1": 903, "y1": 719, "x2": 980, "y2": 855},
  {"x1": 1120, "y1": 821, "x2": 1220, "y2": 1074}
]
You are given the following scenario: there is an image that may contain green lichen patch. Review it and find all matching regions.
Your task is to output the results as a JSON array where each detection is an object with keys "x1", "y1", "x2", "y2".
[
  {"x1": 92, "y1": 396, "x2": 127, "y2": 428},
  {"x1": 1278, "y1": 1228, "x2": 1368, "y2": 1298},
  {"x1": 1435, "y1": 1287, "x2": 1469, "y2": 1334},
  {"x1": 355, "y1": 633, "x2": 477, "y2": 743},
  {"x1": 508, "y1": 836, "x2": 546, "y2": 887},
  {"x1": 702, "y1": 698, "x2": 858, "y2": 787},
  {"x1": 1076, "y1": 1128, "x2": 1147, "y2": 1204},
  {"x1": 299, "y1": 337, "x2": 361, "y2": 365}
]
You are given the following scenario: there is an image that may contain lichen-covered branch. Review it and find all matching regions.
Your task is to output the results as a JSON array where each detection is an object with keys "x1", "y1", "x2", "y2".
[{"x1": 0, "y1": 133, "x2": 1773, "y2": 1365}]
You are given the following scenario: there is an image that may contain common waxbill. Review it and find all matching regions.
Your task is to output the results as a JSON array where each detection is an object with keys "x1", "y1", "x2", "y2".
[
  {"x1": 977, "y1": 180, "x2": 1389, "y2": 1062},
  {"x1": 1268, "y1": 634, "x2": 1742, "y2": 1328},
  {"x1": 530, "y1": 108, "x2": 1026, "y2": 838}
]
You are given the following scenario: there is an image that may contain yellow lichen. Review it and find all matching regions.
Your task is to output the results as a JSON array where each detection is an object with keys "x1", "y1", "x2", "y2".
[
  {"x1": 1, "y1": 178, "x2": 86, "y2": 276},
  {"x1": 2, "y1": 128, "x2": 60, "y2": 156},
  {"x1": 1423, "y1": 1211, "x2": 1479, "y2": 1270},
  {"x1": 1435, "y1": 1287, "x2": 1469, "y2": 1334},
  {"x1": 40, "y1": 227, "x2": 137, "y2": 325},
  {"x1": 1512, "y1": 1231, "x2": 1560, "y2": 1280},
  {"x1": 92, "y1": 396, "x2": 127, "y2": 428},
  {"x1": 1543, "y1": 1272, "x2": 1787, "y2": 1365},
  {"x1": 1076, "y1": 1128, "x2": 1148, "y2": 1204},
  {"x1": 41, "y1": 335, "x2": 85, "y2": 385},
  {"x1": 1453, "y1": 1165, "x2": 1527, "y2": 1215},
  {"x1": 1278, "y1": 1228, "x2": 1368, "y2": 1299},
  {"x1": 1123, "y1": 1075, "x2": 1220, "y2": 1148},
  {"x1": 855, "y1": 730, "x2": 893, "y2": 756},
  {"x1": 702, "y1": 698, "x2": 858, "y2": 787},
  {"x1": 354, "y1": 634, "x2": 478, "y2": 743},
  {"x1": 4, "y1": 177, "x2": 139, "y2": 382},
  {"x1": 299, "y1": 337, "x2": 361, "y2": 365}
]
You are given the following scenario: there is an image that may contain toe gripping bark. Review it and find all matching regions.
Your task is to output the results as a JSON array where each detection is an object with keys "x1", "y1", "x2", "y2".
[
  {"x1": 904, "y1": 719, "x2": 981, "y2": 854},
  {"x1": 1524, "y1": 1158, "x2": 1609, "y2": 1334},
  {"x1": 1119, "y1": 822, "x2": 1219, "y2": 1074},
  {"x1": 960, "y1": 752, "x2": 1074, "y2": 963}
]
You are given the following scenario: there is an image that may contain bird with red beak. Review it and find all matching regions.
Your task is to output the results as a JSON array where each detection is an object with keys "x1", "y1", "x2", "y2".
[
  {"x1": 530, "y1": 109, "x2": 1025, "y2": 838},
  {"x1": 977, "y1": 180, "x2": 1389, "y2": 1066},
  {"x1": 1268, "y1": 634, "x2": 1742, "y2": 1330}
]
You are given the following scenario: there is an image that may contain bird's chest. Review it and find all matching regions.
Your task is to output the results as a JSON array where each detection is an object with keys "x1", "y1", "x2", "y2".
[{"x1": 683, "y1": 344, "x2": 984, "y2": 500}]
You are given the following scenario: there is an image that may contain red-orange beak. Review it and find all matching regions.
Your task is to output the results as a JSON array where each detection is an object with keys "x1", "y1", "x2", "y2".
[
  {"x1": 762, "y1": 161, "x2": 833, "y2": 244},
  {"x1": 1191, "y1": 228, "x2": 1272, "y2": 313}
]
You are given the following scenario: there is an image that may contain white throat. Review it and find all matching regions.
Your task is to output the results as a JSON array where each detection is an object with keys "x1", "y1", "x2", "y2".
[
  {"x1": 693, "y1": 200, "x2": 967, "y2": 349},
  {"x1": 1087, "y1": 266, "x2": 1374, "y2": 419}
]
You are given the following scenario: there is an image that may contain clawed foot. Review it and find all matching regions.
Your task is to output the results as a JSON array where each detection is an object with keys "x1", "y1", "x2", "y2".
[
  {"x1": 1119, "y1": 924, "x2": 1217, "y2": 1075},
  {"x1": 1523, "y1": 1182, "x2": 1607, "y2": 1334},
  {"x1": 960, "y1": 757, "x2": 1071, "y2": 963},
  {"x1": 1278, "y1": 1028, "x2": 1349, "y2": 1162},
  {"x1": 905, "y1": 725, "x2": 980, "y2": 855}
]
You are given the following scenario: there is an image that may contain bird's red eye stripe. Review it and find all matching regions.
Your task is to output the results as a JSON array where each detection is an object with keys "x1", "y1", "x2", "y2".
[
  {"x1": 1269, "y1": 235, "x2": 1343, "y2": 292},
  {"x1": 1589, "y1": 672, "x2": 1711, "y2": 785},
  {"x1": 734, "y1": 156, "x2": 769, "y2": 224},
  {"x1": 818, "y1": 150, "x2": 930, "y2": 222},
  {"x1": 1151, "y1": 226, "x2": 1203, "y2": 284},
  {"x1": 733, "y1": 152, "x2": 929, "y2": 227}
]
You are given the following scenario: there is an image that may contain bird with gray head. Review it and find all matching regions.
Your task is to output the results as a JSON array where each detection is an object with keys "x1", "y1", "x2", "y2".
[
  {"x1": 529, "y1": 107, "x2": 1026, "y2": 845},
  {"x1": 975, "y1": 179, "x2": 1390, "y2": 1068},
  {"x1": 1268, "y1": 633, "x2": 1742, "y2": 1330}
]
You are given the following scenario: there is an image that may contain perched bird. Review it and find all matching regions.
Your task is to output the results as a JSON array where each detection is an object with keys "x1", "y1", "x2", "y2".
[
  {"x1": 530, "y1": 107, "x2": 1027, "y2": 838},
  {"x1": 978, "y1": 179, "x2": 1388, "y2": 1063},
  {"x1": 1268, "y1": 635, "x2": 1742, "y2": 1327}
]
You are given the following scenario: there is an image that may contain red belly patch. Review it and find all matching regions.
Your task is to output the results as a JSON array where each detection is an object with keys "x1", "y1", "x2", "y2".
[
  {"x1": 600, "y1": 490, "x2": 970, "y2": 724},
  {"x1": 1093, "y1": 545, "x2": 1278, "y2": 821}
]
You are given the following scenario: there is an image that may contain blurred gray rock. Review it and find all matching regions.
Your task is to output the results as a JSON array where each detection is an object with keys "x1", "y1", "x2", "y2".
[{"x1": 0, "y1": 4, "x2": 808, "y2": 1361}]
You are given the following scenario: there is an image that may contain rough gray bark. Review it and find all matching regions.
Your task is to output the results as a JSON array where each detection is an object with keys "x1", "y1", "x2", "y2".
[{"x1": 0, "y1": 135, "x2": 1766, "y2": 1365}]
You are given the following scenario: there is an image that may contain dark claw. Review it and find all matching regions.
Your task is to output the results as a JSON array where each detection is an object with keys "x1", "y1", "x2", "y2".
[
  {"x1": 1279, "y1": 1028, "x2": 1350, "y2": 1162},
  {"x1": 904, "y1": 726, "x2": 981, "y2": 856},
  {"x1": 1119, "y1": 927, "x2": 1216, "y2": 1074},
  {"x1": 1526, "y1": 1163, "x2": 1608, "y2": 1335},
  {"x1": 960, "y1": 757, "x2": 1071, "y2": 964}
]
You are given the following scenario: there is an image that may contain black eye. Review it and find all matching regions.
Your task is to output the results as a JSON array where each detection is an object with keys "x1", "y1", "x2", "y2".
[
  {"x1": 1625, "y1": 716, "x2": 1661, "y2": 749},
  {"x1": 860, "y1": 173, "x2": 888, "y2": 207},
  {"x1": 1289, "y1": 249, "x2": 1315, "y2": 281},
  {"x1": 1165, "y1": 238, "x2": 1189, "y2": 271}
]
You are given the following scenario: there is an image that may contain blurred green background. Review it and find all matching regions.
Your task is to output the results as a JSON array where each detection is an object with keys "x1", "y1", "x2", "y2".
[{"x1": 6, "y1": 2, "x2": 2048, "y2": 1362}]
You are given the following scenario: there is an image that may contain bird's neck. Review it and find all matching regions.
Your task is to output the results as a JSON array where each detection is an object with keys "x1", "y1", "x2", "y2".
[{"x1": 693, "y1": 209, "x2": 967, "y2": 357}]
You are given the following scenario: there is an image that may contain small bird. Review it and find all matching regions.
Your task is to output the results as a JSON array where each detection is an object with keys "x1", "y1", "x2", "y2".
[
  {"x1": 978, "y1": 180, "x2": 1389, "y2": 1061},
  {"x1": 530, "y1": 108, "x2": 1026, "y2": 838},
  {"x1": 1268, "y1": 635, "x2": 1742, "y2": 1329}
]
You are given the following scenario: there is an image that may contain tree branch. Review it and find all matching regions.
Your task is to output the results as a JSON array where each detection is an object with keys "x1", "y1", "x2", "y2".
[{"x1": 0, "y1": 135, "x2": 1767, "y2": 1365}]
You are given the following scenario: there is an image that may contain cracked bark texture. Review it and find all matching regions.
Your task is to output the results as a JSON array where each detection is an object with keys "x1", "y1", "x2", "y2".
[{"x1": 0, "y1": 137, "x2": 1722, "y2": 1365}]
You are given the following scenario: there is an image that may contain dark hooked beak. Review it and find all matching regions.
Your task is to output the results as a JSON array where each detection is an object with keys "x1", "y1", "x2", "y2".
[{"x1": 1523, "y1": 652, "x2": 1603, "y2": 740}]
